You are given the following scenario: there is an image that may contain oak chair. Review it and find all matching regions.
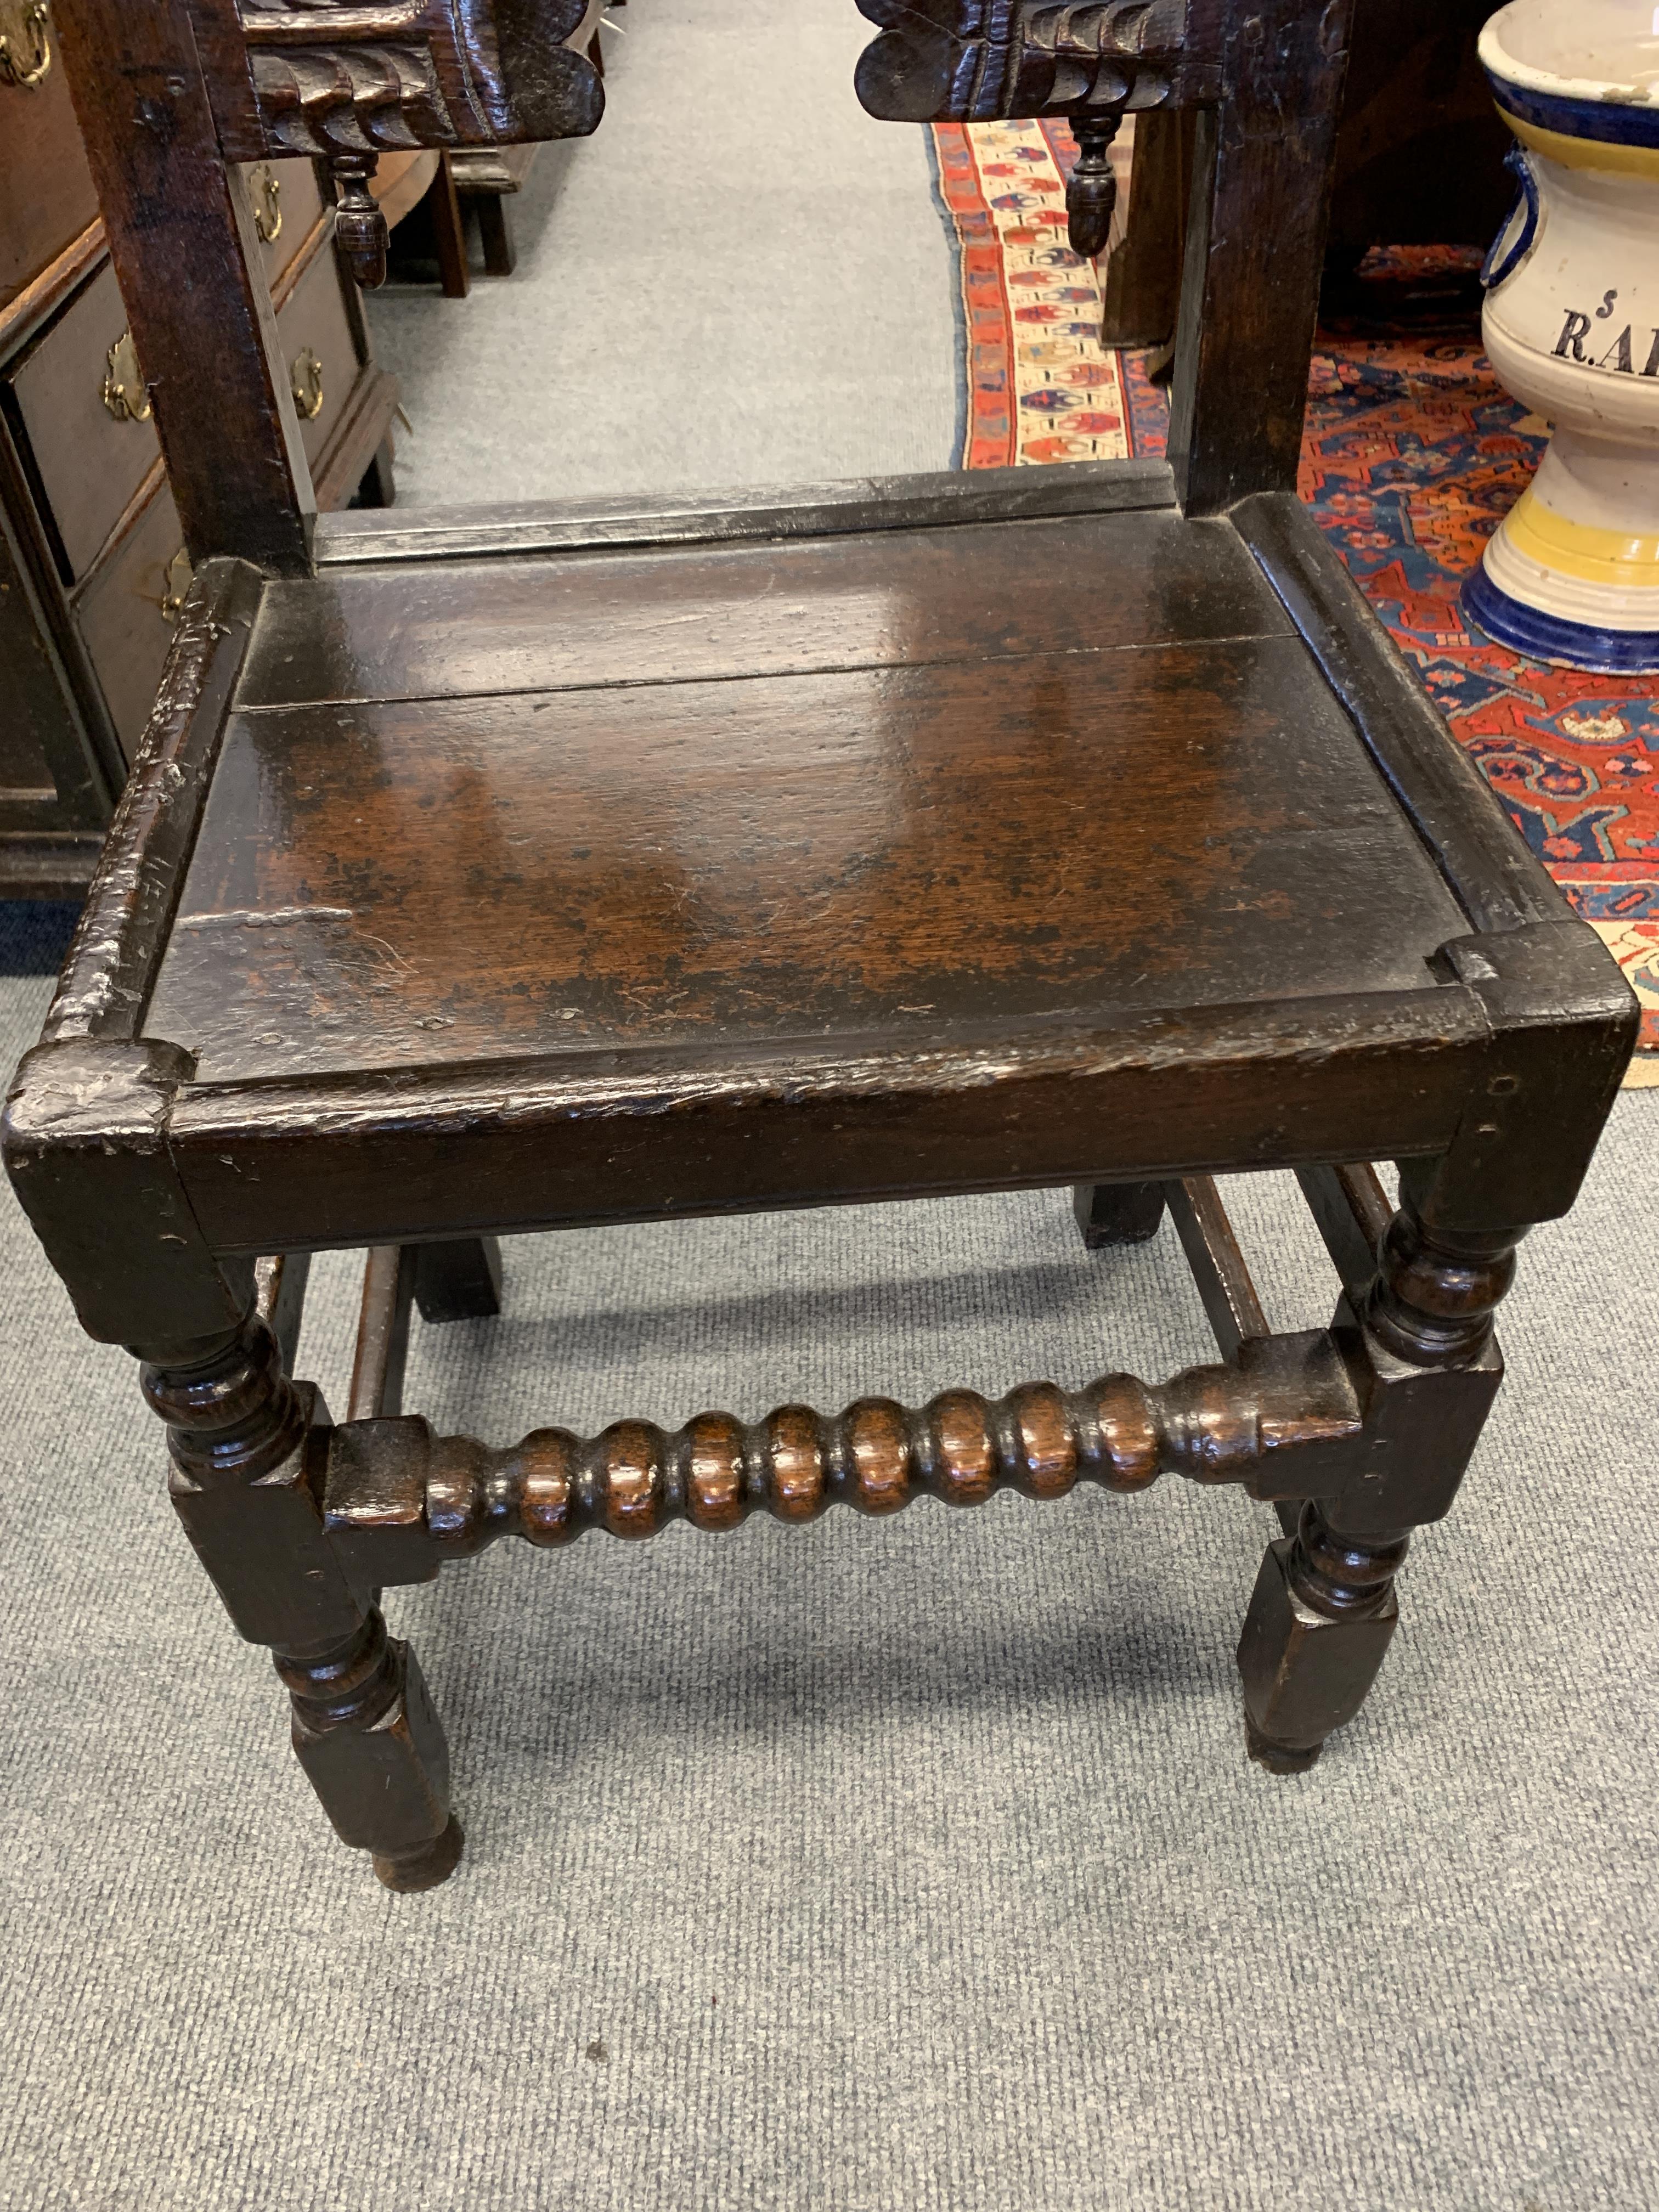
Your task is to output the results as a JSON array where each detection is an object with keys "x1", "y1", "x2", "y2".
[{"x1": 4, "y1": 0, "x2": 1636, "y2": 1893}]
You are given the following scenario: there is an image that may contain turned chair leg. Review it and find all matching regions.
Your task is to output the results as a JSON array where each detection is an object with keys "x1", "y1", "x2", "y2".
[
  {"x1": 149, "y1": 1307, "x2": 463, "y2": 1890},
  {"x1": 1073, "y1": 1181, "x2": 1167, "y2": 1249},
  {"x1": 1237, "y1": 1188, "x2": 1519, "y2": 1771},
  {"x1": 1237, "y1": 1506, "x2": 1408, "y2": 1771}
]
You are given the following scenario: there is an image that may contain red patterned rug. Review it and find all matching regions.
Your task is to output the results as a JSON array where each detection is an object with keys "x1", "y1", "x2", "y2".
[{"x1": 930, "y1": 120, "x2": 1659, "y2": 1079}]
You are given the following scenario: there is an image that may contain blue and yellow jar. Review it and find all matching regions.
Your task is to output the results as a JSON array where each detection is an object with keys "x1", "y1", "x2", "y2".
[{"x1": 1465, "y1": 0, "x2": 1659, "y2": 673}]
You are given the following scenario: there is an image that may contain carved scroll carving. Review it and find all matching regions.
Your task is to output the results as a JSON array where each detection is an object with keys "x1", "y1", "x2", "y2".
[
  {"x1": 853, "y1": 0, "x2": 1193, "y2": 125},
  {"x1": 193, "y1": 0, "x2": 606, "y2": 161},
  {"x1": 249, "y1": 39, "x2": 451, "y2": 152}
]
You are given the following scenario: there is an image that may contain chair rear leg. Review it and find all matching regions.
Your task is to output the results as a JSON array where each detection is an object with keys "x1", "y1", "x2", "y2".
[
  {"x1": 1073, "y1": 1182, "x2": 1167, "y2": 1249},
  {"x1": 414, "y1": 1235, "x2": 503, "y2": 1323}
]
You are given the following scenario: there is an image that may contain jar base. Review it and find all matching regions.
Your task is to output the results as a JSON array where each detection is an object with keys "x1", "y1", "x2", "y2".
[{"x1": 1463, "y1": 558, "x2": 1659, "y2": 675}]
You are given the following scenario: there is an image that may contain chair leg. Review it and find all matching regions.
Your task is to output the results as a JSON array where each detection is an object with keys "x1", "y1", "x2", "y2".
[
  {"x1": 475, "y1": 192, "x2": 516, "y2": 277},
  {"x1": 1073, "y1": 1181, "x2": 1166, "y2": 1249},
  {"x1": 149, "y1": 1307, "x2": 462, "y2": 1889},
  {"x1": 1237, "y1": 1190, "x2": 1519, "y2": 1771},
  {"x1": 414, "y1": 1234, "x2": 503, "y2": 1323},
  {"x1": 1237, "y1": 1507, "x2": 1408, "y2": 1771},
  {"x1": 430, "y1": 154, "x2": 471, "y2": 298}
]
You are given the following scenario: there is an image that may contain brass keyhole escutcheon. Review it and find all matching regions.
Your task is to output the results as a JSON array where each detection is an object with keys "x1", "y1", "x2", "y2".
[
  {"x1": 0, "y1": 0, "x2": 52, "y2": 87},
  {"x1": 289, "y1": 345, "x2": 324, "y2": 422},
  {"x1": 100, "y1": 330, "x2": 151, "y2": 423},
  {"x1": 251, "y1": 164, "x2": 283, "y2": 245},
  {"x1": 159, "y1": 546, "x2": 192, "y2": 626}
]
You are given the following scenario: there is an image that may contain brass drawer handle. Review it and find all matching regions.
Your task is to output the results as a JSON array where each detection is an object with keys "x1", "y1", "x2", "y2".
[
  {"x1": 289, "y1": 345, "x2": 324, "y2": 422},
  {"x1": 251, "y1": 164, "x2": 282, "y2": 245},
  {"x1": 0, "y1": 0, "x2": 51, "y2": 88},
  {"x1": 101, "y1": 329, "x2": 151, "y2": 423},
  {"x1": 159, "y1": 546, "x2": 191, "y2": 625}
]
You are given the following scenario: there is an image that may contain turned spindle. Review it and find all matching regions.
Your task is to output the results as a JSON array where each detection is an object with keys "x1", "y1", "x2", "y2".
[
  {"x1": 330, "y1": 153, "x2": 388, "y2": 290},
  {"x1": 141, "y1": 1310, "x2": 308, "y2": 1488},
  {"x1": 1067, "y1": 114, "x2": 1124, "y2": 259},
  {"x1": 1362, "y1": 1200, "x2": 1522, "y2": 1369}
]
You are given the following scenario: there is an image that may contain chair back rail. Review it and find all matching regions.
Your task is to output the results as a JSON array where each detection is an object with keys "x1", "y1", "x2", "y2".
[{"x1": 52, "y1": 0, "x2": 1355, "y2": 567}]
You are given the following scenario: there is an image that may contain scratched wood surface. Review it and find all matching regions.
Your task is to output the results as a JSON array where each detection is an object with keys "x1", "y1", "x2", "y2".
[{"x1": 142, "y1": 513, "x2": 1468, "y2": 1088}]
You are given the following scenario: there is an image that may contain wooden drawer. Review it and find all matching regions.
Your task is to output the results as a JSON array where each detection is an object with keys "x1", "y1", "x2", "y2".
[
  {"x1": 9, "y1": 259, "x2": 161, "y2": 580},
  {"x1": 0, "y1": 50, "x2": 100, "y2": 309},
  {"x1": 244, "y1": 157, "x2": 325, "y2": 291},
  {"x1": 75, "y1": 478, "x2": 188, "y2": 763},
  {"x1": 276, "y1": 239, "x2": 359, "y2": 467}
]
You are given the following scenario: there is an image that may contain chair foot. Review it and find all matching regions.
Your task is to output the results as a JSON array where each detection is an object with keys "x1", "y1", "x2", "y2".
[
  {"x1": 1072, "y1": 1181, "x2": 1166, "y2": 1250},
  {"x1": 414, "y1": 1235, "x2": 503, "y2": 1323},
  {"x1": 1236, "y1": 1509, "x2": 1407, "y2": 1762},
  {"x1": 1244, "y1": 1713, "x2": 1322, "y2": 1774},
  {"x1": 374, "y1": 1814, "x2": 466, "y2": 1892}
]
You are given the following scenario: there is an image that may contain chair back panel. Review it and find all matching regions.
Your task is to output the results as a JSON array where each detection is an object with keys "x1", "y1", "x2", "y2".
[
  {"x1": 55, "y1": 0, "x2": 317, "y2": 575},
  {"x1": 53, "y1": 0, "x2": 1355, "y2": 569}
]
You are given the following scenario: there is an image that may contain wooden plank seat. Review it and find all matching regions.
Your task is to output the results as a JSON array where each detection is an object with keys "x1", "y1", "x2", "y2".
[{"x1": 4, "y1": 0, "x2": 1640, "y2": 1896}]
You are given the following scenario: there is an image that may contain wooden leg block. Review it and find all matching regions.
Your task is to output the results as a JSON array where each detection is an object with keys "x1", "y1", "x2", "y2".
[
  {"x1": 476, "y1": 194, "x2": 516, "y2": 278},
  {"x1": 1073, "y1": 1181, "x2": 1167, "y2": 1249},
  {"x1": 1237, "y1": 1536, "x2": 1399, "y2": 1769},
  {"x1": 414, "y1": 1235, "x2": 503, "y2": 1324},
  {"x1": 285, "y1": 1618, "x2": 461, "y2": 1888}
]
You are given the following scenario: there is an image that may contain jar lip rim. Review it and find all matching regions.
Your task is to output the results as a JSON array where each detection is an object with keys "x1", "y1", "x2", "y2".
[{"x1": 1480, "y1": 9, "x2": 1659, "y2": 111}]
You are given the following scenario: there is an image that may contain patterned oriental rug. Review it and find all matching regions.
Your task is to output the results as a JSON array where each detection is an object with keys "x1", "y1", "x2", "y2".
[{"x1": 931, "y1": 119, "x2": 1659, "y2": 1082}]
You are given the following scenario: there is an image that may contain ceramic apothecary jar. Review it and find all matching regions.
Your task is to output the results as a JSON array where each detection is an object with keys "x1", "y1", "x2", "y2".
[{"x1": 1464, "y1": 0, "x2": 1659, "y2": 672}]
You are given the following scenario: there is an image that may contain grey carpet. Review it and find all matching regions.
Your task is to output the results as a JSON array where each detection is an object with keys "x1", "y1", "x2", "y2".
[
  {"x1": 365, "y1": 0, "x2": 962, "y2": 505},
  {"x1": 6, "y1": 4, "x2": 1659, "y2": 2202}
]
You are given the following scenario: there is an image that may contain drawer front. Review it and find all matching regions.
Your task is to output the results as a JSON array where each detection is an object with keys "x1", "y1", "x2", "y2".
[
  {"x1": 276, "y1": 240, "x2": 360, "y2": 466},
  {"x1": 244, "y1": 157, "x2": 325, "y2": 291},
  {"x1": 75, "y1": 480, "x2": 188, "y2": 764},
  {"x1": 0, "y1": 53, "x2": 100, "y2": 308},
  {"x1": 9, "y1": 259, "x2": 161, "y2": 580}
]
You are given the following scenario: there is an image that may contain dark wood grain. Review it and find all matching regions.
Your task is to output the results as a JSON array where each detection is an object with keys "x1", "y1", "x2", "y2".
[
  {"x1": 185, "y1": 0, "x2": 605, "y2": 161},
  {"x1": 255, "y1": 1248, "x2": 312, "y2": 1378},
  {"x1": 1233, "y1": 491, "x2": 1566, "y2": 936},
  {"x1": 1164, "y1": 1174, "x2": 1268, "y2": 1358},
  {"x1": 44, "y1": 557, "x2": 262, "y2": 1047},
  {"x1": 50, "y1": 0, "x2": 314, "y2": 572},
  {"x1": 151, "y1": 630, "x2": 1465, "y2": 1086},
  {"x1": 309, "y1": 461, "x2": 1179, "y2": 567},
  {"x1": 163, "y1": 987, "x2": 1495, "y2": 1258},
  {"x1": 851, "y1": 0, "x2": 1223, "y2": 121},
  {"x1": 348, "y1": 1244, "x2": 417, "y2": 1421},
  {"x1": 245, "y1": 507, "x2": 1274, "y2": 709},
  {"x1": 1295, "y1": 1161, "x2": 1390, "y2": 1304},
  {"x1": 1167, "y1": 0, "x2": 1353, "y2": 515}
]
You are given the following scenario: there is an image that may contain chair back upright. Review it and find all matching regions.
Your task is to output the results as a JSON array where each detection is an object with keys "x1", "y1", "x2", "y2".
[{"x1": 50, "y1": 0, "x2": 1356, "y2": 574}]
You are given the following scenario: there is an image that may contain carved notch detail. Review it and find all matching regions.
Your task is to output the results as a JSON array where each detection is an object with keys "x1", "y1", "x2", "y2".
[
  {"x1": 194, "y1": 0, "x2": 607, "y2": 162},
  {"x1": 249, "y1": 40, "x2": 453, "y2": 153},
  {"x1": 854, "y1": 0, "x2": 1189, "y2": 124}
]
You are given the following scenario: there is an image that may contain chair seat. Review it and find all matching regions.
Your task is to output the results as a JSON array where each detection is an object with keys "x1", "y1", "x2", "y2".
[
  {"x1": 150, "y1": 497, "x2": 1468, "y2": 1072},
  {"x1": 129, "y1": 476, "x2": 1567, "y2": 1254}
]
